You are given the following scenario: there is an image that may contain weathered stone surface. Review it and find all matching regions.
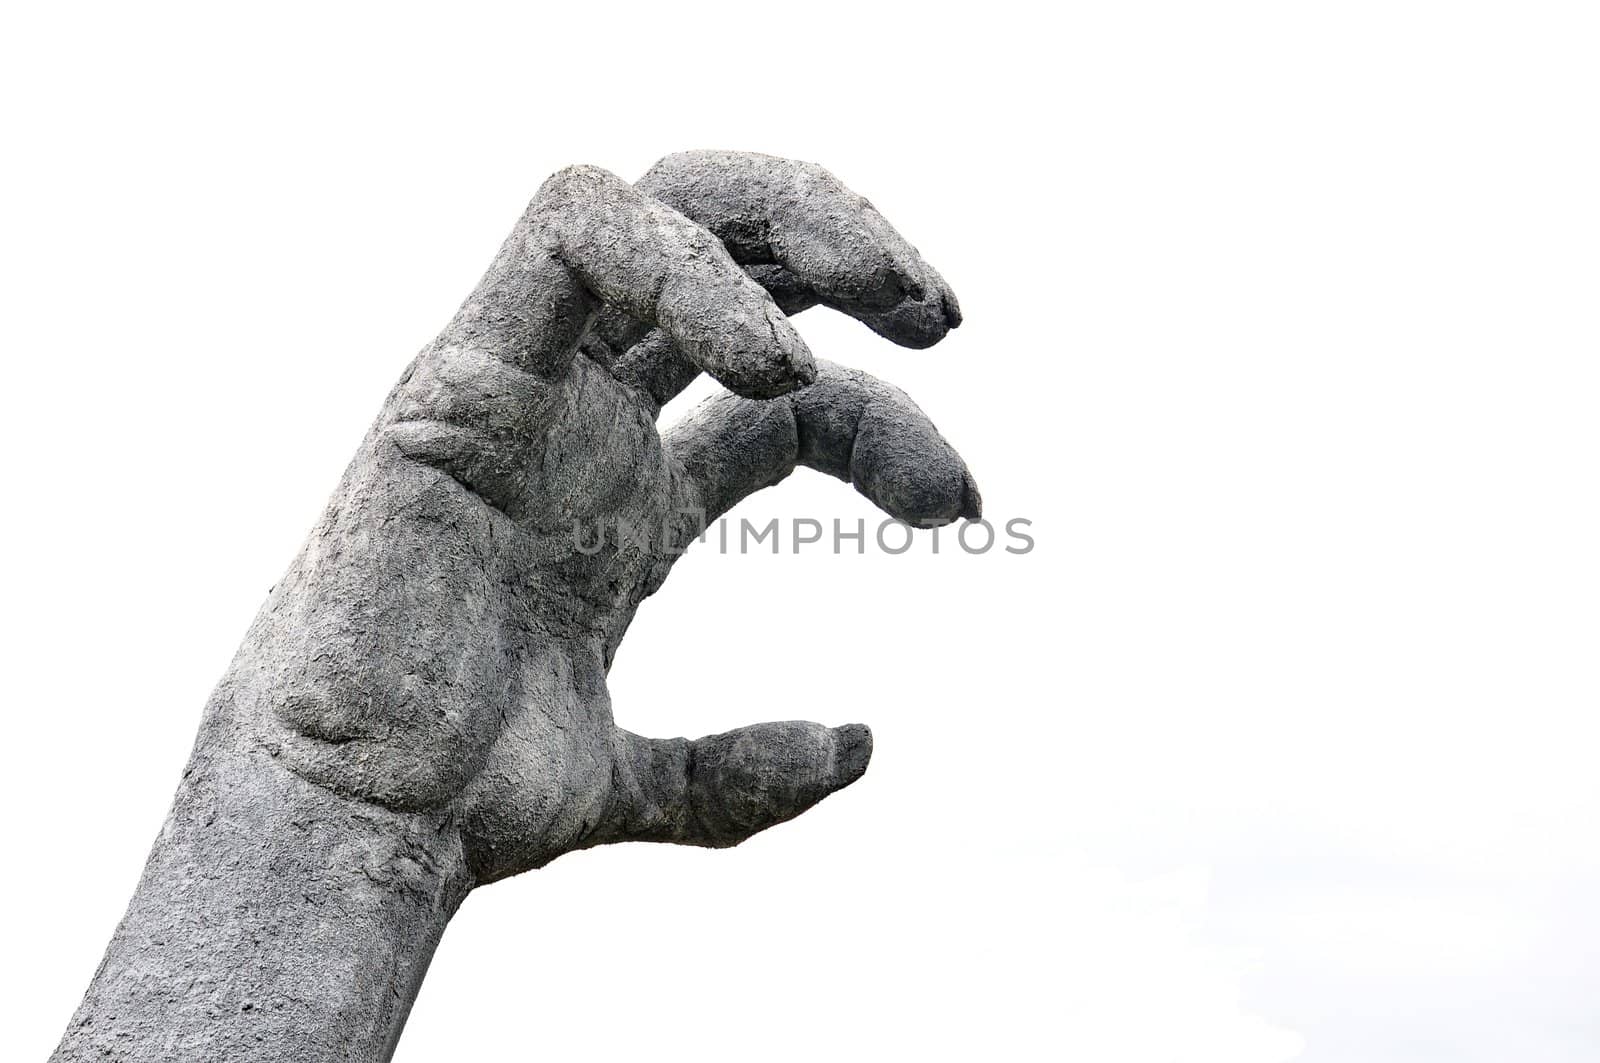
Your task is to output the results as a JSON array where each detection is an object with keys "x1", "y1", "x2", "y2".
[{"x1": 50, "y1": 151, "x2": 976, "y2": 1062}]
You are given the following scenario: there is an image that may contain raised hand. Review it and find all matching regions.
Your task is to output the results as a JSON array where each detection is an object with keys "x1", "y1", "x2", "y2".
[
  {"x1": 258, "y1": 151, "x2": 977, "y2": 882},
  {"x1": 52, "y1": 151, "x2": 976, "y2": 1063}
]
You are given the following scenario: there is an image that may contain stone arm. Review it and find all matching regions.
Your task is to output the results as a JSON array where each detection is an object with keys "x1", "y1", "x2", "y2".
[{"x1": 49, "y1": 152, "x2": 976, "y2": 1063}]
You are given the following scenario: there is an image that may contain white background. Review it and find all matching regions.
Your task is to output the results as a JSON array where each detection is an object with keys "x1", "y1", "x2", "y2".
[{"x1": 2, "y1": 4, "x2": 1597, "y2": 1061}]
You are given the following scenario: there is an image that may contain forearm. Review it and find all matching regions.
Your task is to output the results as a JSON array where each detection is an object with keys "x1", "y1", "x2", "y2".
[{"x1": 51, "y1": 690, "x2": 472, "y2": 1063}]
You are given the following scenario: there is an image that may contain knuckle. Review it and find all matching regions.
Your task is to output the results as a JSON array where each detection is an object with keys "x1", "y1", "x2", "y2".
[{"x1": 535, "y1": 163, "x2": 616, "y2": 206}]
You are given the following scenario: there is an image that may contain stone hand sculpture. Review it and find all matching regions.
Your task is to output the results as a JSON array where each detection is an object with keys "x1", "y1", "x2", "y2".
[{"x1": 52, "y1": 151, "x2": 977, "y2": 1062}]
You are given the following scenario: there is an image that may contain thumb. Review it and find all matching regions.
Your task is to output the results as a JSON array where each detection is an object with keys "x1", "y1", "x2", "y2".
[{"x1": 592, "y1": 721, "x2": 872, "y2": 849}]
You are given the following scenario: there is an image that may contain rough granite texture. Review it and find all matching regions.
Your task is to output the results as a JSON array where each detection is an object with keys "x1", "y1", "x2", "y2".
[{"x1": 50, "y1": 151, "x2": 977, "y2": 1062}]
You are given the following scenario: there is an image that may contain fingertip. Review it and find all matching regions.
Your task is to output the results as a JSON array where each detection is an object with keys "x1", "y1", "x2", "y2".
[
  {"x1": 831, "y1": 723, "x2": 874, "y2": 787},
  {"x1": 941, "y1": 284, "x2": 963, "y2": 329},
  {"x1": 853, "y1": 284, "x2": 957, "y2": 349},
  {"x1": 852, "y1": 403, "x2": 978, "y2": 527},
  {"x1": 690, "y1": 297, "x2": 818, "y2": 400},
  {"x1": 788, "y1": 331, "x2": 819, "y2": 388},
  {"x1": 754, "y1": 304, "x2": 818, "y2": 396},
  {"x1": 959, "y1": 474, "x2": 983, "y2": 521}
]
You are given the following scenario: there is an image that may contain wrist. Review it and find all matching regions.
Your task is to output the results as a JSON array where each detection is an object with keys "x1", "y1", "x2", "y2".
[{"x1": 53, "y1": 723, "x2": 471, "y2": 1063}]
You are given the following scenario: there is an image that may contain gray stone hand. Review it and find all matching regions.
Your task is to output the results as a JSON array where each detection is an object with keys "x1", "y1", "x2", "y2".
[
  {"x1": 52, "y1": 151, "x2": 977, "y2": 1063},
  {"x1": 264, "y1": 151, "x2": 978, "y2": 880}
]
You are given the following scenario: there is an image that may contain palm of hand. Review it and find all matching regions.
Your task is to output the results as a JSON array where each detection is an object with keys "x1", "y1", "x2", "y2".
[{"x1": 245, "y1": 152, "x2": 976, "y2": 884}]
